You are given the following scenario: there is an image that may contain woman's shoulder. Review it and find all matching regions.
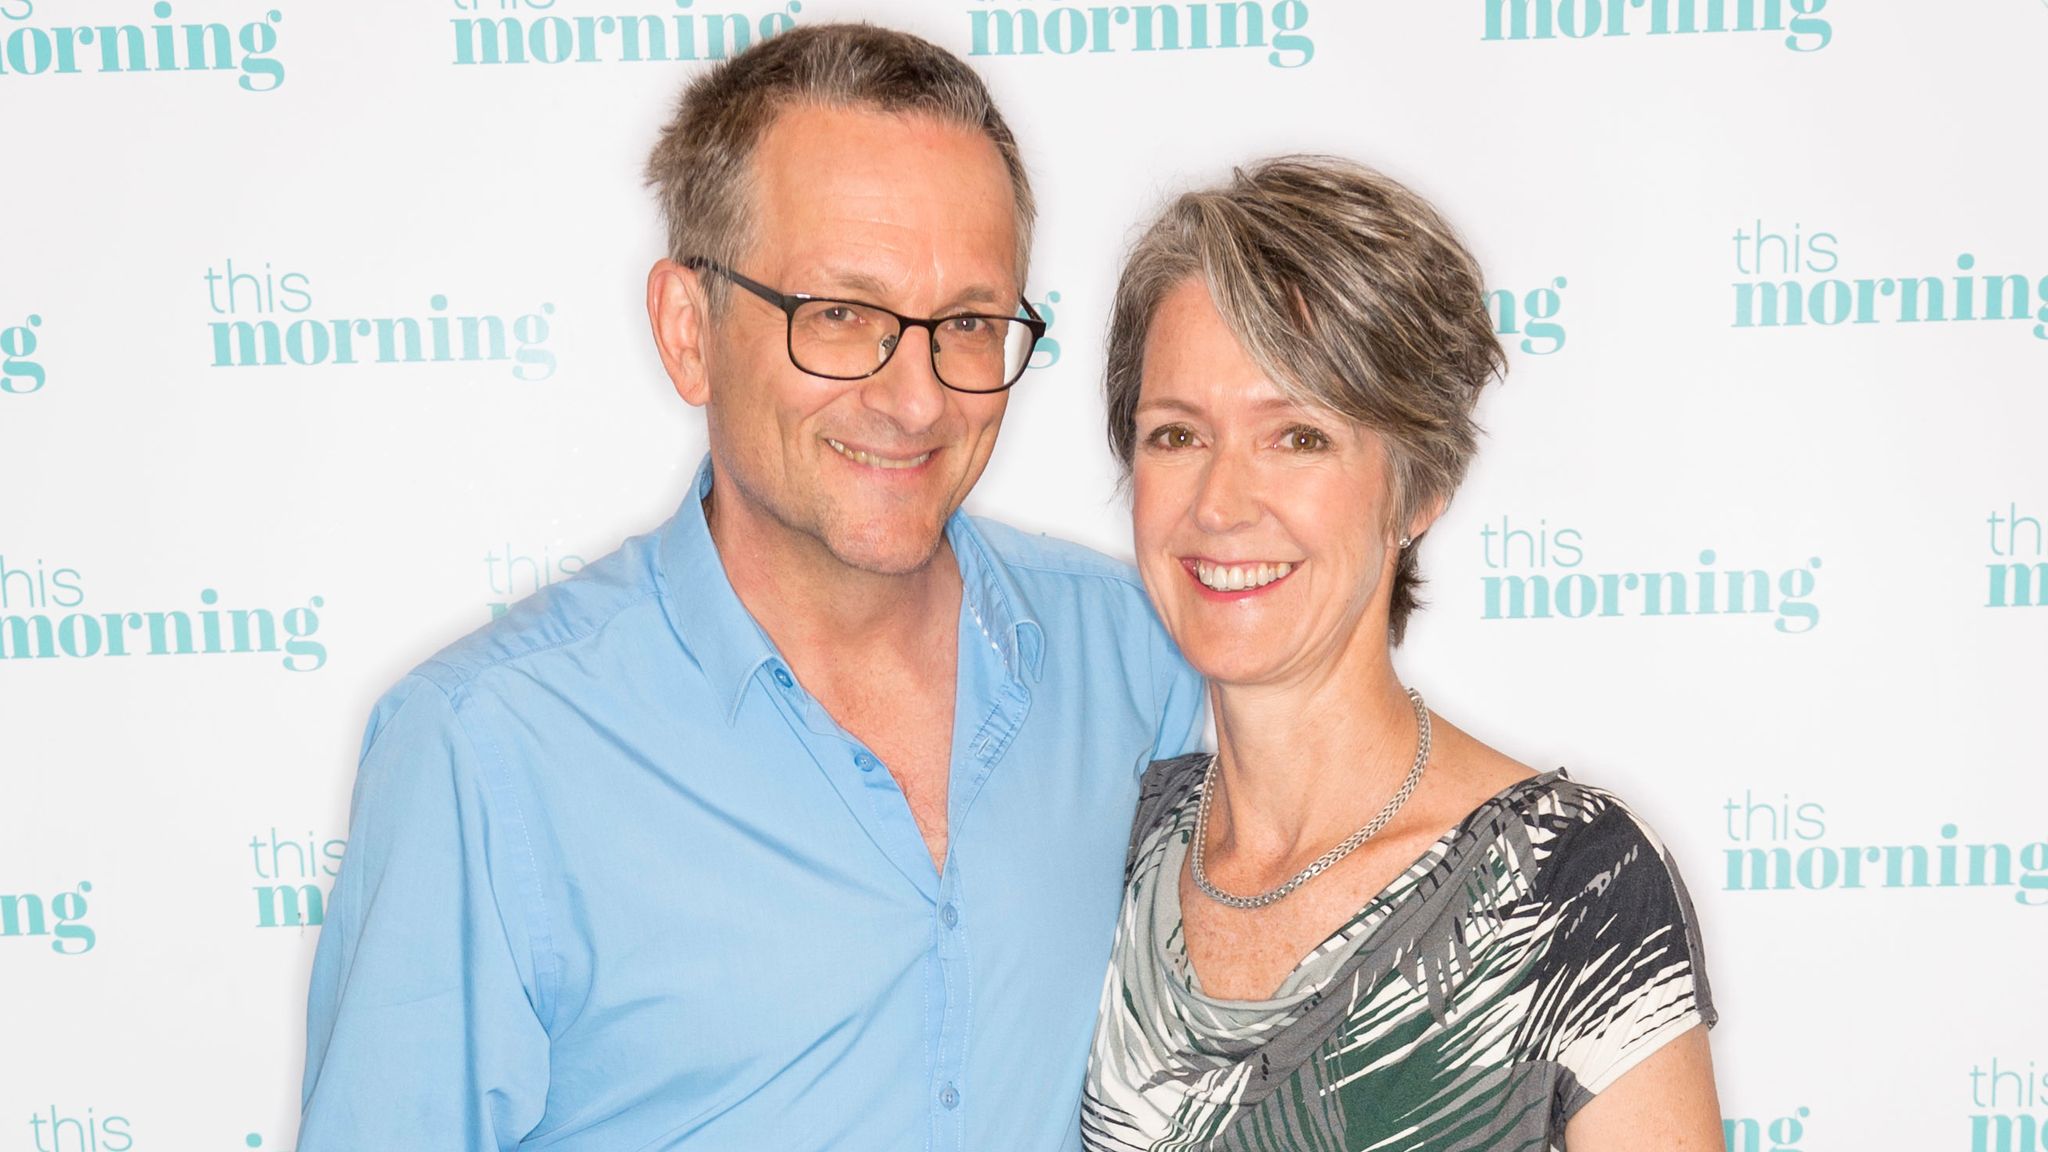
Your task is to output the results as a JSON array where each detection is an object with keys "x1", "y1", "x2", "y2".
[
  {"x1": 1490, "y1": 771, "x2": 1674, "y2": 850},
  {"x1": 1485, "y1": 772, "x2": 1705, "y2": 931},
  {"x1": 1125, "y1": 753, "x2": 1210, "y2": 875},
  {"x1": 1134, "y1": 752, "x2": 1209, "y2": 831},
  {"x1": 1137, "y1": 751, "x2": 1210, "y2": 810}
]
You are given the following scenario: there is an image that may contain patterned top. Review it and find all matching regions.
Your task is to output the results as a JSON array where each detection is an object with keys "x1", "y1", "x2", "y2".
[{"x1": 1083, "y1": 757, "x2": 1715, "y2": 1152}]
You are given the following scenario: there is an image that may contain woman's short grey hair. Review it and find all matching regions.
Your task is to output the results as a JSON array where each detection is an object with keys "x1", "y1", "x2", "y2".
[
  {"x1": 645, "y1": 23, "x2": 1035, "y2": 314},
  {"x1": 1104, "y1": 155, "x2": 1506, "y2": 644}
]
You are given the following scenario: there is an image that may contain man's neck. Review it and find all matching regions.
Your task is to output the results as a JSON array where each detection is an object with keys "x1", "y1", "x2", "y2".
[
  {"x1": 704, "y1": 489, "x2": 962, "y2": 676},
  {"x1": 703, "y1": 481, "x2": 966, "y2": 870}
]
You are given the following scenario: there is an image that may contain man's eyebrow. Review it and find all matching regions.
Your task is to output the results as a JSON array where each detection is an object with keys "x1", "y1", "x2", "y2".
[
  {"x1": 942, "y1": 284, "x2": 1012, "y2": 310},
  {"x1": 807, "y1": 268, "x2": 897, "y2": 300},
  {"x1": 807, "y1": 269, "x2": 1012, "y2": 313}
]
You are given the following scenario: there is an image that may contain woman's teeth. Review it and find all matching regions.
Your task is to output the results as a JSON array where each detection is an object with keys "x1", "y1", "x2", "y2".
[
  {"x1": 827, "y1": 439, "x2": 931, "y2": 470},
  {"x1": 1194, "y1": 560, "x2": 1293, "y2": 592}
]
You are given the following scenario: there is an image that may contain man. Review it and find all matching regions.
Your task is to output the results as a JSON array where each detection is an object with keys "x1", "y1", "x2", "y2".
[{"x1": 299, "y1": 23, "x2": 1202, "y2": 1152}]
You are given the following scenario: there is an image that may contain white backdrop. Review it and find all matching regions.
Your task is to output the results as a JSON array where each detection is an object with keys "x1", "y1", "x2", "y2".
[{"x1": 4, "y1": 2, "x2": 2046, "y2": 1150}]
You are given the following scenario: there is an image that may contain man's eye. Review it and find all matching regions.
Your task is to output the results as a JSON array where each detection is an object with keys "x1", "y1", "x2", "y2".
[
  {"x1": 1285, "y1": 426, "x2": 1329, "y2": 451},
  {"x1": 818, "y1": 306, "x2": 859, "y2": 324},
  {"x1": 946, "y1": 316, "x2": 987, "y2": 334}
]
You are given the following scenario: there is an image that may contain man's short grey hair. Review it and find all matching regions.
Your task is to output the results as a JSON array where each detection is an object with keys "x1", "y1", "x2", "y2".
[
  {"x1": 1104, "y1": 155, "x2": 1506, "y2": 644},
  {"x1": 645, "y1": 23, "x2": 1035, "y2": 313}
]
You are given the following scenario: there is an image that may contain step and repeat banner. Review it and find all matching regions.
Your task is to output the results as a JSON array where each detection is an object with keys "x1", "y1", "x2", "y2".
[{"x1": 3, "y1": 1, "x2": 2044, "y2": 1149}]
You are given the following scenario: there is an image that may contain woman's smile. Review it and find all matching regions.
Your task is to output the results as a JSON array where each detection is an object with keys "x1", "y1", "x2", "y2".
[{"x1": 1184, "y1": 557, "x2": 1300, "y2": 598}]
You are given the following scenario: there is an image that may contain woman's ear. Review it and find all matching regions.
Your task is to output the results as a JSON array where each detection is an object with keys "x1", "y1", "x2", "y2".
[{"x1": 1402, "y1": 492, "x2": 1450, "y2": 547}]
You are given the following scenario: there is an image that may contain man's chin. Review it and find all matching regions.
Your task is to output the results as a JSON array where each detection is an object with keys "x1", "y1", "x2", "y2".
[{"x1": 821, "y1": 517, "x2": 952, "y2": 578}]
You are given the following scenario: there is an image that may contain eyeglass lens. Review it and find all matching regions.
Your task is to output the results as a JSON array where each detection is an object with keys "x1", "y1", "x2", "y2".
[{"x1": 789, "y1": 300, "x2": 1035, "y2": 393}]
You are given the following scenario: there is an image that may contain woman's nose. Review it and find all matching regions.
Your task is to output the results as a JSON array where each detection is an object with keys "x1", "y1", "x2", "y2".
[{"x1": 1192, "y1": 449, "x2": 1260, "y2": 535}]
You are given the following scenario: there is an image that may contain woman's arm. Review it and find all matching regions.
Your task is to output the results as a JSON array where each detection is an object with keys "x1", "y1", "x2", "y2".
[{"x1": 1563, "y1": 1024, "x2": 1722, "y2": 1151}]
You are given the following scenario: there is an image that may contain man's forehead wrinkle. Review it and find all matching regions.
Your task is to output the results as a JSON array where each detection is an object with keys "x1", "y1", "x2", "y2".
[
  {"x1": 792, "y1": 254, "x2": 1013, "y2": 312},
  {"x1": 748, "y1": 108, "x2": 1021, "y2": 312}
]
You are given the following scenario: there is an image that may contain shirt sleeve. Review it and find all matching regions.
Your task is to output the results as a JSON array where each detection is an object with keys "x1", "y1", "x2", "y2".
[
  {"x1": 1540, "y1": 796, "x2": 1717, "y2": 1118},
  {"x1": 300, "y1": 675, "x2": 552, "y2": 1151},
  {"x1": 1147, "y1": 625, "x2": 1208, "y2": 766}
]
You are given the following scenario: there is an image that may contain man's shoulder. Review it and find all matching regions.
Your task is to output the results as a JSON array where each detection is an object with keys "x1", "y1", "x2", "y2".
[
  {"x1": 408, "y1": 530, "x2": 667, "y2": 700},
  {"x1": 964, "y1": 516, "x2": 1148, "y2": 595}
]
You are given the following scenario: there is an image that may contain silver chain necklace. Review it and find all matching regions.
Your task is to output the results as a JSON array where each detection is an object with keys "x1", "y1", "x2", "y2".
[{"x1": 1191, "y1": 686, "x2": 1432, "y2": 911}]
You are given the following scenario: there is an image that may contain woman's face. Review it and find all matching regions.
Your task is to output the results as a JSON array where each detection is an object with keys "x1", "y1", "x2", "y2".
[{"x1": 1131, "y1": 278, "x2": 1406, "y2": 689}]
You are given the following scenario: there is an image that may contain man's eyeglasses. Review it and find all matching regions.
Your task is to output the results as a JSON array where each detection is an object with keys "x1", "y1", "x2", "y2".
[{"x1": 684, "y1": 258, "x2": 1047, "y2": 395}]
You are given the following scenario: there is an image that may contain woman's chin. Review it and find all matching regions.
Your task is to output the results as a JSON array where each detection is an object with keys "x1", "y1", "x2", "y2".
[{"x1": 1179, "y1": 644, "x2": 1290, "y2": 689}]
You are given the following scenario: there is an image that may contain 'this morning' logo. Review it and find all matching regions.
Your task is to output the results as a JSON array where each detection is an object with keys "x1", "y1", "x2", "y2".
[
  {"x1": 204, "y1": 259, "x2": 557, "y2": 381},
  {"x1": 0, "y1": 1, "x2": 284, "y2": 91},
  {"x1": 1, "y1": 879, "x2": 94, "y2": 955},
  {"x1": 1731, "y1": 223, "x2": 2048, "y2": 343},
  {"x1": 2, "y1": 312, "x2": 43, "y2": 394},
  {"x1": 1029, "y1": 290, "x2": 1062, "y2": 369},
  {"x1": 250, "y1": 827, "x2": 344, "y2": 929},
  {"x1": 1971, "y1": 1058, "x2": 2048, "y2": 1151},
  {"x1": 1724, "y1": 1107, "x2": 1808, "y2": 1152},
  {"x1": 1489, "y1": 278, "x2": 1568, "y2": 355},
  {"x1": 485, "y1": 543, "x2": 586, "y2": 619},
  {"x1": 451, "y1": 0, "x2": 800, "y2": 66},
  {"x1": 0, "y1": 555, "x2": 327, "y2": 672},
  {"x1": 969, "y1": 0, "x2": 1315, "y2": 68},
  {"x1": 1484, "y1": 0, "x2": 1831, "y2": 52},
  {"x1": 1986, "y1": 504, "x2": 2046, "y2": 608},
  {"x1": 1721, "y1": 791, "x2": 2048, "y2": 907},
  {"x1": 1477, "y1": 516, "x2": 1821, "y2": 633},
  {"x1": 26, "y1": 1106, "x2": 131, "y2": 1152}
]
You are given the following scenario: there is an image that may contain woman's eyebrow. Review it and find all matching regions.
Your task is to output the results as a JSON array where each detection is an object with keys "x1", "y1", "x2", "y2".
[{"x1": 1134, "y1": 397, "x2": 1203, "y2": 416}]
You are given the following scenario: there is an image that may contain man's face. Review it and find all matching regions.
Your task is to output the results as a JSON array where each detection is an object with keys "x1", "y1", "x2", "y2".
[{"x1": 699, "y1": 104, "x2": 1021, "y2": 577}]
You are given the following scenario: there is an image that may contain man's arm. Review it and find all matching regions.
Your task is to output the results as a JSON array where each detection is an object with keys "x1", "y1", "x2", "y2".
[
  {"x1": 300, "y1": 677, "x2": 551, "y2": 1151},
  {"x1": 1150, "y1": 630, "x2": 1208, "y2": 762}
]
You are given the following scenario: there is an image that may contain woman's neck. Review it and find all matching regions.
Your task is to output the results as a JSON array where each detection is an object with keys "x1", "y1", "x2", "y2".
[{"x1": 1206, "y1": 646, "x2": 1426, "y2": 863}]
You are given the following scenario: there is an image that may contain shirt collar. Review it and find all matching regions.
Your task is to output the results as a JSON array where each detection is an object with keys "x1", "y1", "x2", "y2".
[
  {"x1": 946, "y1": 511, "x2": 1047, "y2": 687},
  {"x1": 656, "y1": 454, "x2": 1046, "y2": 726},
  {"x1": 655, "y1": 455, "x2": 782, "y2": 725}
]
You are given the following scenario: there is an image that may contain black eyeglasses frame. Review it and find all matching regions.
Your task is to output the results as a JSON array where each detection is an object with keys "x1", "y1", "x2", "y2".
[{"x1": 683, "y1": 257, "x2": 1047, "y2": 395}]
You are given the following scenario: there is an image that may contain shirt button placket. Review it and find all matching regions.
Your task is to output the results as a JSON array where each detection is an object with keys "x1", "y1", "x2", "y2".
[{"x1": 931, "y1": 881, "x2": 970, "y2": 1151}]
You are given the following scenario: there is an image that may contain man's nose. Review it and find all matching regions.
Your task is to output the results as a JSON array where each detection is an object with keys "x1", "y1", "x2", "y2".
[{"x1": 858, "y1": 324, "x2": 948, "y2": 433}]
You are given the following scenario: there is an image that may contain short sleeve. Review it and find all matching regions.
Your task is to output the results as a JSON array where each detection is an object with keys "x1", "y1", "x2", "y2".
[
  {"x1": 1535, "y1": 794, "x2": 1716, "y2": 1119},
  {"x1": 1145, "y1": 621, "x2": 1208, "y2": 769},
  {"x1": 300, "y1": 676, "x2": 553, "y2": 1151}
]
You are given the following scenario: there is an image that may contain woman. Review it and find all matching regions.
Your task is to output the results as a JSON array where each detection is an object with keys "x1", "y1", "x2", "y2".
[{"x1": 1082, "y1": 156, "x2": 1721, "y2": 1151}]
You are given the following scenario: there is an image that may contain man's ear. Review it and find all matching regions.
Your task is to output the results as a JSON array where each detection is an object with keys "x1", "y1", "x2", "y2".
[{"x1": 648, "y1": 258, "x2": 712, "y2": 407}]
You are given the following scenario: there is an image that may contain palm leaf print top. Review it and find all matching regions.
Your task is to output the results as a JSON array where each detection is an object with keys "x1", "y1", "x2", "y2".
[{"x1": 1083, "y1": 758, "x2": 1715, "y2": 1152}]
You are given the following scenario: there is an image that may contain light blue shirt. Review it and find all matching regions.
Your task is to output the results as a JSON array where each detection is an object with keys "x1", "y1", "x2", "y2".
[{"x1": 300, "y1": 455, "x2": 1204, "y2": 1152}]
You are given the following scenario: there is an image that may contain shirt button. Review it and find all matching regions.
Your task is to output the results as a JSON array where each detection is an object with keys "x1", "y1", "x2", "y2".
[
  {"x1": 854, "y1": 751, "x2": 876, "y2": 772},
  {"x1": 771, "y1": 666, "x2": 794, "y2": 689},
  {"x1": 939, "y1": 1083, "x2": 959, "y2": 1110},
  {"x1": 940, "y1": 903, "x2": 958, "y2": 929}
]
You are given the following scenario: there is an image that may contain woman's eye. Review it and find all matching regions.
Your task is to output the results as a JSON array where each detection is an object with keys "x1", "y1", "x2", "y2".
[
  {"x1": 1285, "y1": 426, "x2": 1329, "y2": 451},
  {"x1": 1147, "y1": 424, "x2": 1197, "y2": 450}
]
